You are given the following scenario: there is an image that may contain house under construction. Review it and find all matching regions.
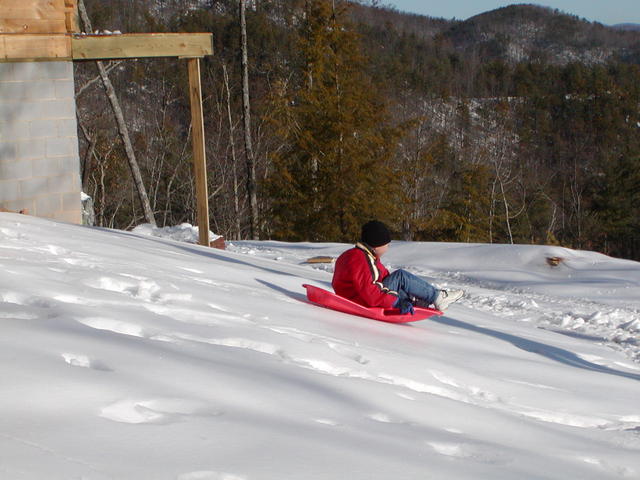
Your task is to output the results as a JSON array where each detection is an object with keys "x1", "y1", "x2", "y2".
[{"x1": 0, "y1": 0, "x2": 213, "y2": 245}]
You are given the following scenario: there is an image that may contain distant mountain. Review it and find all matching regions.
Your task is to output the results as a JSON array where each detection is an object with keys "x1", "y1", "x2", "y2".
[
  {"x1": 349, "y1": 2, "x2": 456, "y2": 41},
  {"x1": 613, "y1": 23, "x2": 640, "y2": 31},
  {"x1": 437, "y1": 4, "x2": 640, "y2": 65}
]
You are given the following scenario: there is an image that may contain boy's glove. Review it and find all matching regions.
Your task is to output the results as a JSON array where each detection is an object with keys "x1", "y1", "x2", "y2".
[{"x1": 395, "y1": 297, "x2": 414, "y2": 315}]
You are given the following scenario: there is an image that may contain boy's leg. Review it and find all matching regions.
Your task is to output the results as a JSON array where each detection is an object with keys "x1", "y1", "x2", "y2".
[{"x1": 382, "y1": 269, "x2": 439, "y2": 305}]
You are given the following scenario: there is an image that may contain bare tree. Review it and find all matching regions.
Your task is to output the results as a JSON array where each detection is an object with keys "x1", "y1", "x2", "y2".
[
  {"x1": 240, "y1": 0, "x2": 258, "y2": 239},
  {"x1": 77, "y1": 0, "x2": 157, "y2": 226},
  {"x1": 222, "y1": 63, "x2": 243, "y2": 239}
]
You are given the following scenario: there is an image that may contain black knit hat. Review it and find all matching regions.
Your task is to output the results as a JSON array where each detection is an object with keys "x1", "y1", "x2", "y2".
[{"x1": 361, "y1": 220, "x2": 391, "y2": 247}]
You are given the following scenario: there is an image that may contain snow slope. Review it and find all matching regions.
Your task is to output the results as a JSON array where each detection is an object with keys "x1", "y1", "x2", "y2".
[{"x1": 1, "y1": 213, "x2": 639, "y2": 480}]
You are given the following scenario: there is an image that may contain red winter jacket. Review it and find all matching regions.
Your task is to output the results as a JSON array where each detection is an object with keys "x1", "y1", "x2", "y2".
[{"x1": 332, "y1": 243, "x2": 399, "y2": 308}]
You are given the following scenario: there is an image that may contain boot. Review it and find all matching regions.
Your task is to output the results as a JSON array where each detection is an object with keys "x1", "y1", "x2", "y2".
[{"x1": 434, "y1": 289, "x2": 464, "y2": 311}]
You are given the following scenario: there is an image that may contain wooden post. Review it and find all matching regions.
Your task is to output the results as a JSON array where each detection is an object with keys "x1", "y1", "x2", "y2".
[{"x1": 187, "y1": 57, "x2": 210, "y2": 247}]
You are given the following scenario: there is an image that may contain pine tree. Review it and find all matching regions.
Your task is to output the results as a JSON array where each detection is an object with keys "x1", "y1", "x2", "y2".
[
  {"x1": 593, "y1": 155, "x2": 640, "y2": 259},
  {"x1": 431, "y1": 162, "x2": 492, "y2": 243},
  {"x1": 265, "y1": 0, "x2": 399, "y2": 242}
]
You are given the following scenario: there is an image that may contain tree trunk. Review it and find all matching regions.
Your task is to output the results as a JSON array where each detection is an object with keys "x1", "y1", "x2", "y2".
[
  {"x1": 240, "y1": 0, "x2": 258, "y2": 239},
  {"x1": 77, "y1": 116, "x2": 97, "y2": 189},
  {"x1": 78, "y1": 0, "x2": 156, "y2": 227},
  {"x1": 222, "y1": 63, "x2": 242, "y2": 240}
]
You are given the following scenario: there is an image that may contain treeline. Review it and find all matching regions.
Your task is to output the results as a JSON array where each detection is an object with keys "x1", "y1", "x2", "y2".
[{"x1": 75, "y1": 0, "x2": 640, "y2": 260}]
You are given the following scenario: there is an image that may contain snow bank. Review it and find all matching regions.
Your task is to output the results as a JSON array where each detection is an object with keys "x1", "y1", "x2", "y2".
[{"x1": 132, "y1": 222, "x2": 221, "y2": 244}]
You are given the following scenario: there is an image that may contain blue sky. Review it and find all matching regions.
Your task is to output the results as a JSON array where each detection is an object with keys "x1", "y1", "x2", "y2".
[{"x1": 387, "y1": 1, "x2": 640, "y2": 25}]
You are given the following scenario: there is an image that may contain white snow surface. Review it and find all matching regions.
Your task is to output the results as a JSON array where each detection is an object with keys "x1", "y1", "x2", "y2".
[
  {"x1": 132, "y1": 222, "x2": 221, "y2": 244},
  {"x1": 1, "y1": 213, "x2": 640, "y2": 480}
]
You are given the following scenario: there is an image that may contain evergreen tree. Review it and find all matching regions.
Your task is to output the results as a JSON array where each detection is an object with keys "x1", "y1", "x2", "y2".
[
  {"x1": 434, "y1": 162, "x2": 492, "y2": 243},
  {"x1": 593, "y1": 155, "x2": 640, "y2": 259},
  {"x1": 265, "y1": 0, "x2": 399, "y2": 242}
]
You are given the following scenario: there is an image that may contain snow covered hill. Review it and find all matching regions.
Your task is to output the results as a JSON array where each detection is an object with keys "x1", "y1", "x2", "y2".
[{"x1": 1, "y1": 213, "x2": 639, "y2": 480}]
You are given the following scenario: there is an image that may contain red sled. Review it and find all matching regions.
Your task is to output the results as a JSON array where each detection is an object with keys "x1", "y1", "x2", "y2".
[{"x1": 303, "y1": 284, "x2": 442, "y2": 323}]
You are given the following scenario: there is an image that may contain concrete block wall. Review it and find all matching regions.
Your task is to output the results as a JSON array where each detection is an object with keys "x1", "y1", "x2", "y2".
[{"x1": 0, "y1": 61, "x2": 82, "y2": 223}]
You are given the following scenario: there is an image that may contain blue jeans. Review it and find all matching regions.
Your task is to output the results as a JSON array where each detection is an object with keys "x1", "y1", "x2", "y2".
[{"x1": 382, "y1": 269, "x2": 438, "y2": 306}]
